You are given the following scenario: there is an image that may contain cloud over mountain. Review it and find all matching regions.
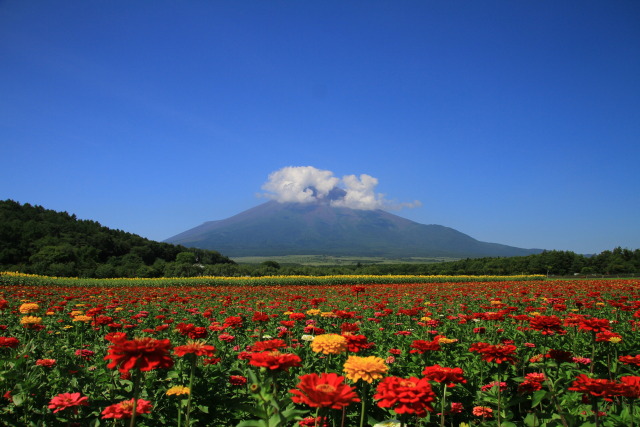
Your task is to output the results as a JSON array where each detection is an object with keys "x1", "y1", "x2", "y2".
[{"x1": 260, "y1": 166, "x2": 420, "y2": 210}]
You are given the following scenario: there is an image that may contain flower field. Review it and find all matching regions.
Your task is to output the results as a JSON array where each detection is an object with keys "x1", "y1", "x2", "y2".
[{"x1": 0, "y1": 275, "x2": 639, "y2": 426}]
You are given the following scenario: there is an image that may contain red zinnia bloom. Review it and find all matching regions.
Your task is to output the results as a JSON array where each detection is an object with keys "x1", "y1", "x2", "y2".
[
  {"x1": 472, "y1": 406, "x2": 493, "y2": 418},
  {"x1": 343, "y1": 334, "x2": 374, "y2": 352},
  {"x1": 48, "y1": 392, "x2": 89, "y2": 413},
  {"x1": 471, "y1": 343, "x2": 518, "y2": 365},
  {"x1": 229, "y1": 375, "x2": 247, "y2": 386},
  {"x1": 250, "y1": 339, "x2": 287, "y2": 352},
  {"x1": 619, "y1": 376, "x2": 640, "y2": 399},
  {"x1": 619, "y1": 354, "x2": 640, "y2": 366},
  {"x1": 299, "y1": 416, "x2": 329, "y2": 427},
  {"x1": 101, "y1": 398, "x2": 152, "y2": 419},
  {"x1": 290, "y1": 372, "x2": 360, "y2": 409},
  {"x1": 104, "y1": 332, "x2": 127, "y2": 343},
  {"x1": 104, "y1": 337, "x2": 173, "y2": 373},
  {"x1": 173, "y1": 341, "x2": 216, "y2": 358},
  {"x1": 578, "y1": 317, "x2": 611, "y2": 333},
  {"x1": 218, "y1": 333, "x2": 235, "y2": 342},
  {"x1": 374, "y1": 376, "x2": 436, "y2": 418},
  {"x1": 252, "y1": 311, "x2": 270, "y2": 322},
  {"x1": 546, "y1": 349, "x2": 574, "y2": 363},
  {"x1": 0, "y1": 337, "x2": 20, "y2": 348},
  {"x1": 421, "y1": 364, "x2": 466, "y2": 387},
  {"x1": 528, "y1": 315, "x2": 566, "y2": 335},
  {"x1": 568, "y1": 374, "x2": 622, "y2": 401},
  {"x1": 36, "y1": 359, "x2": 57, "y2": 367},
  {"x1": 248, "y1": 351, "x2": 301, "y2": 371},
  {"x1": 409, "y1": 339, "x2": 441, "y2": 354},
  {"x1": 481, "y1": 381, "x2": 507, "y2": 392}
]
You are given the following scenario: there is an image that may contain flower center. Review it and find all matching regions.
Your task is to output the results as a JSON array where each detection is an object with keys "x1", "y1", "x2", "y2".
[{"x1": 315, "y1": 384, "x2": 337, "y2": 393}]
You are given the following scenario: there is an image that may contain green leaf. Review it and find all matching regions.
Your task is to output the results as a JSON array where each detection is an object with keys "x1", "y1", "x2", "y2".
[
  {"x1": 197, "y1": 405, "x2": 209, "y2": 414},
  {"x1": 531, "y1": 389, "x2": 549, "y2": 407},
  {"x1": 236, "y1": 420, "x2": 267, "y2": 427}
]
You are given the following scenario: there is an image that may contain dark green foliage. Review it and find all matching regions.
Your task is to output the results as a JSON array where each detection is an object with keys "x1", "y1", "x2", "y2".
[{"x1": 0, "y1": 199, "x2": 235, "y2": 277}]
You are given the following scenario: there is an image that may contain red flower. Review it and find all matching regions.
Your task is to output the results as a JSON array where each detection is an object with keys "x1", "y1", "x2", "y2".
[
  {"x1": 299, "y1": 416, "x2": 329, "y2": 427},
  {"x1": 421, "y1": 364, "x2": 466, "y2": 388},
  {"x1": 290, "y1": 372, "x2": 360, "y2": 409},
  {"x1": 229, "y1": 375, "x2": 247, "y2": 386},
  {"x1": 101, "y1": 398, "x2": 153, "y2": 419},
  {"x1": 528, "y1": 315, "x2": 566, "y2": 335},
  {"x1": 252, "y1": 311, "x2": 270, "y2": 322},
  {"x1": 546, "y1": 349, "x2": 573, "y2": 363},
  {"x1": 343, "y1": 334, "x2": 374, "y2": 352},
  {"x1": 104, "y1": 332, "x2": 127, "y2": 343},
  {"x1": 619, "y1": 376, "x2": 640, "y2": 399},
  {"x1": 374, "y1": 376, "x2": 436, "y2": 417},
  {"x1": 250, "y1": 339, "x2": 287, "y2": 352},
  {"x1": 48, "y1": 392, "x2": 89, "y2": 413},
  {"x1": 173, "y1": 341, "x2": 216, "y2": 358},
  {"x1": 0, "y1": 337, "x2": 19, "y2": 348},
  {"x1": 104, "y1": 337, "x2": 173, "y2": 373},
  {"x1": 36, "y1": 359, "x2": 57, "y2": 367},
  {"x1": 409, "y1": 339, "x2": 441, "y2": 353},
  {"x1": 578, "y1": 317, "x2": 611, "y2": 333},
  {"x1": 568, "y1": 374, "x2": 622, "y2": 401},
  {"x1": 472, "y1": 406, "x2": 493, "y2": 418},
  {"x1": 619, "y1": 354, "x2": 640, "y2": 366},
  {"x1": 248, "y1": 351, "x2": 301, "y2": 371},
  {"x1": 471, "y1": 343, "x2": 518, "y2": 364}
]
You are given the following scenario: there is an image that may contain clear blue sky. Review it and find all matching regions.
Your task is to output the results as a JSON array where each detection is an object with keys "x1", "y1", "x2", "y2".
[{"x1": 2, "y1": 1, "x2": 639, "y2": 255}]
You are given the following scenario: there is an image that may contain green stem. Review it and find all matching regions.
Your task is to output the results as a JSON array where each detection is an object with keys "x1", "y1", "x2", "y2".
[
  {"x1": 184, "y1": 355, "x2": 196, "y2": 426},
  {"x1": 359, "y1": 382, "x2": 369, "y2": 427},
  {"x1": 440, "y1": 383, "x2": 447, "y2": 427},
  {"x1": 129, "y1": 370, "x2": 142, "y2": 427}
]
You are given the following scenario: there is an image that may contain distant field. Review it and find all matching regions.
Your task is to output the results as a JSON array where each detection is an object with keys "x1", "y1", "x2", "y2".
[{"x1": 231, "y1": 254, "x2": 459, "y2": 265}]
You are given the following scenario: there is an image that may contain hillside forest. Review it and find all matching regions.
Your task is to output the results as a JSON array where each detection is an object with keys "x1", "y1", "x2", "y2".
[{"x1": 1, "y1": 200, "x2": 638, "y2": 278}]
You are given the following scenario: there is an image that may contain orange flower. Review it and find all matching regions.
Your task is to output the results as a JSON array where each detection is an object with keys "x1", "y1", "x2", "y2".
[
  {"x1": 104, "y1": 337, "x2": 173, "y2": 373},
  {"x1": 290, "y1": 372, "x2": 360, "y2": 409},
  {"x1": 343, "y1": 355, "x2": 388, "y2": 383},
  {"x1": 311, "y1": 334, "x2": 348, "y2": 355}
]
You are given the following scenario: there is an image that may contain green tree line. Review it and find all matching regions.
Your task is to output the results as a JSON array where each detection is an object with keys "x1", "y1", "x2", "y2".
[{"x1": 0, "y1": 200, "x2": 234, "y2": 278}]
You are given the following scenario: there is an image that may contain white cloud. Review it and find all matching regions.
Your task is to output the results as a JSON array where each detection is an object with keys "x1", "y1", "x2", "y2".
[{"x1": 261, "y1": 166, "x2": 420, "y2": 211}]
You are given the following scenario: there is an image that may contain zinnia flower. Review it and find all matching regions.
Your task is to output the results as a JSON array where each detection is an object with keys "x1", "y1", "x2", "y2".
[
  {"x1": 421, "y1": 364, "x2": 466, "y2": 387},
  {"x1": 619, "y1": 376, "x2": 640, "y2": 399},
  {"x1": 36, "y1": 359, "x2": 57, "y2": 367},
  {"x1": 290, "y1": 372, "x2": 360, "y2": 409},
  {"x1": 343, "y1": 355, "x2": 389, "y2": 383},
  {"x1": 166, "y1": 386, "x2": 190, "y2": 396},
  {"x1": 568, "y1": 374, "x2": 622, "y2": 401},
  {"x1": 311, "y1": 334, "x2": 348, "y2": 355},
  {"x1": 250, "y1": 339, "x2": 287, "y2": 352},
  {"x1": 472, "y1": 406, "x2": 493, "y2": 418},
  {"x1": 48, "y1": 392, "x2": 88, "y2": 413},
  {"x1": 19, "y1": 303, "x2": 39, "y2": 314},
  {"x1": 374, "y1": 376, "x2": 436, "y2": 417},
  {"x1": 0, "y1": 337, "x2": 19, "y2": 348},
  {"x1": 409, "y1": 339, "x2": 441, "y2": 353},
  {"x1": 104, "y1": 337, "x2": 173, "y2": 373},
  {"x1": 528, "y1": 315, "x2": 566, "y2": 335},
  {"x1": 248, "y1": 351, "x2": 301, "y2": 371},
  {"x1": 173, "y1": 340, "x2": 216, "y2": 358},
  {"x1": 101, "y1": 398, "x2": 153, "y2": 419},
  {"x1": 619, "y1": 354, "x2": 640, "y2": 366}
]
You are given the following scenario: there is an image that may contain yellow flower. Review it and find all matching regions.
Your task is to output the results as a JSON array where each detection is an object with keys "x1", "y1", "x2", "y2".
[
  {"x1": 306, "y1": 309, "x2": 321, "y2": 316},
  {"x1": 20, "y1": 316, "x2": 42, "y2": 325},
  {"x1": 420, "y1": 316, "x2": 432, "y2": 321},
  {"x1": 311, "y1": 334, "x2": 348, "y2": 355},
  {"x1": 343, "y1": 355, "x2": 388, "y2": 383},
  {"x1": 19, "y1": 303, "x2": 39, "y2": 314},
  {"x1": 166, "y1": 386, "x2": 190, "y2": 396},
  {"x1": 321, "y1": 312, "x2": 337, "y2": 318},
  {"x1": 609, "y1": 337, "x2": 622, "y2": 344},
  {"x1": 73, "y1": 315, "x2": 92, "y2": 323},
  {"x1": 436, "y1": 336, "x2": 458, "y2": 344},
  {"x1": 70, "y1": 310, "x2": 84, "y2": 316}
]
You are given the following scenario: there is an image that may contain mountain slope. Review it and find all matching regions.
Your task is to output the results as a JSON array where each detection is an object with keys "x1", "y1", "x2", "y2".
[{"x1": 165, "y1": 201, "x2": 542, "y2": 258}]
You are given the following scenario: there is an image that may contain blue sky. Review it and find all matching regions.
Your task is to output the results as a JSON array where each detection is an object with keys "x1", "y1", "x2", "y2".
[{"x1": 1, "y1": 1, "x2": 639, "y2": 255}]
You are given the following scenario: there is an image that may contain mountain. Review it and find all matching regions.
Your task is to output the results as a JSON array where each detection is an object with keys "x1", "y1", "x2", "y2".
[{"x1": 165, "y1": 201, "x2": 542, "y2": 258}]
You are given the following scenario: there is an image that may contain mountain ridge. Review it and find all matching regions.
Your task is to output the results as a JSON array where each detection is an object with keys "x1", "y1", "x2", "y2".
[{"x1": 165, "y1": 201, "x2": 543, "y2": 258}]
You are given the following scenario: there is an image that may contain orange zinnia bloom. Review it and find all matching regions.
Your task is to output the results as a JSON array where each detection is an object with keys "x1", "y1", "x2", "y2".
[
  {"x1": 101, "y1": 398, "x2": 152, "y2": 419},
  {"x1": 343, "y1": 355, "x2": 388, "y2": 383}
]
